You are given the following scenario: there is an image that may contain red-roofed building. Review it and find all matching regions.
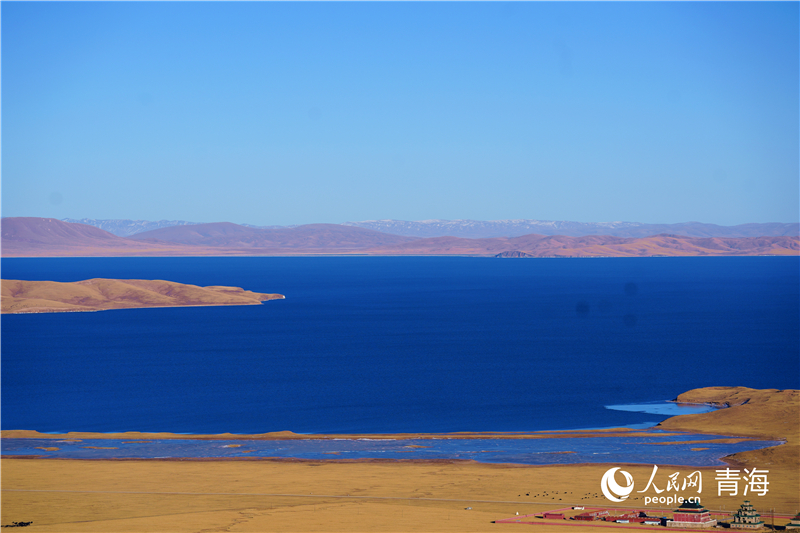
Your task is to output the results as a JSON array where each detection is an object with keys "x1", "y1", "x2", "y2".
[
  {"x1": 667, "y1": 500, "x2": 717, "y2": 529},
  {"x1": 574, "y1": 510, "x2": 609, "y2": 521}
]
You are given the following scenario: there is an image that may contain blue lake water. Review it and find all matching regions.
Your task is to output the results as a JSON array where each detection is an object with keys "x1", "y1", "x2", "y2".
[{"x1": 2, "y1": 256, "x2": 798, "y2": 441}]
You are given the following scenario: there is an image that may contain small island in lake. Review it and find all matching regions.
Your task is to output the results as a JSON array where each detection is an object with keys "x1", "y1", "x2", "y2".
[{"x1": 1, "y1": 279, "x2": 284, "y2": 314}]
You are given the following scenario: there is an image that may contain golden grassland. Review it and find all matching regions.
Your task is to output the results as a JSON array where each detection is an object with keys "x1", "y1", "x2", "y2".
[
  {"x1": 3, "y1": 460, "x2": 797, "y2": 533},
  {"x1": 1, "y1": 279, "x2": 284, "y2": 314},
  {"x1": 1, "y1": 387, "x2": 798, "y2": 532},
  {"x1": 658, "y1": 387, "x2": 800, "y2": 471}
]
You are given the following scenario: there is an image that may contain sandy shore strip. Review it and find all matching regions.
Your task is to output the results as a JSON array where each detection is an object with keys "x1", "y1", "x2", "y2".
[{"x1": 1, "y1": 428, "x2": 690, "y2": 441}]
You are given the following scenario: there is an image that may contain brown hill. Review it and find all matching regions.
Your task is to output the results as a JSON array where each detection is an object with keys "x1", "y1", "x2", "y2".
[
  {"x1": 369, "y1": 233, "x2": 800, "y2": 256},
  {"x1": 1, "y1": 218, "x2": 199, "y2": 256},
  {"x1": 1, "y1": 279, "x2": 284, "y2": 314},
  {"x1": 658, "y1": 387, "x2": 799, "y2": 470},
  {"x1": 2, "y1": 217, "x2": 128, "y2": 248}
]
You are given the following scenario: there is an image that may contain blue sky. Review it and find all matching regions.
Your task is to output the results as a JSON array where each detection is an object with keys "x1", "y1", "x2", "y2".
[{"x1": 2, "y1": 2, "x2": 798, "y2": 227}]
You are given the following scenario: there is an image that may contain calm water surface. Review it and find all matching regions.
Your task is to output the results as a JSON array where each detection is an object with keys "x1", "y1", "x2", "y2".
[{"x1": 2, "y1": 257, "x2": 797, "y2": 436}]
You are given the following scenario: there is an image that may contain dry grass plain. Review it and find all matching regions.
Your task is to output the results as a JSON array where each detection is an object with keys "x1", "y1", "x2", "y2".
[{"x1": 2, "y1": 387, "x2": 797, "y2": 533}]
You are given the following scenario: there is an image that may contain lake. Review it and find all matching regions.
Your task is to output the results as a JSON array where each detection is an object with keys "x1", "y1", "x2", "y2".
[{"x1": 2, "y1": 256, "x2": 797, "y2": 435}]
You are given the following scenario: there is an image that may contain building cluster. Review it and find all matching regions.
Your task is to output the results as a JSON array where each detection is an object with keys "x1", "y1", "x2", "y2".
[{"x1": 533, "y1": 498, "x2": 800, "y2": 529}]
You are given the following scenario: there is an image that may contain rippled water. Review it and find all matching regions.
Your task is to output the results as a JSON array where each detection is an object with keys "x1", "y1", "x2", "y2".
[{"x1": 1, "y1": 434, "x2": 782, "y2": 466}]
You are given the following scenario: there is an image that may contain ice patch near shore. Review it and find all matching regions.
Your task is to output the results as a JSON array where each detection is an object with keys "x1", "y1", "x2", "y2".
[{"x1": 604, "y1": 401, "x2": 718, "y2": 416}]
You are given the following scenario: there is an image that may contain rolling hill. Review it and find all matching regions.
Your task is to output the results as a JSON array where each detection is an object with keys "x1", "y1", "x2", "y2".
[
  {"x1": 368, "y1": 233, "x2": 799, "y2": 257},
  {"x1": 0, "y1": 217, "x2": 181, "y2": 256}
]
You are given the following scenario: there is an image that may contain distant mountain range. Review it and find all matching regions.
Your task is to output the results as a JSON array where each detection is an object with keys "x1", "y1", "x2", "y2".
[
  {"x1": 343, "y1": 219, "x2": 800, "y2": 239},
  {"x1": 2, "y1": 218, "x2": 797, "y2": 258},
  {"x1": 62, "y1": 217, "x2": 799, "y2": 239},
  {"x1": 127, "y1": 222, "x2": 415, "y2": 249}
]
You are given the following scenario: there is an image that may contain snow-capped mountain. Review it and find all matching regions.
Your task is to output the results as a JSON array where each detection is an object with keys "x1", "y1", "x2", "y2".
[
  {"x1": 61, "y1": 218, "x2": 799, "y2": 239},
  {"x1": 62, "y1": 218, "x2": 200, "y2": 237},
  {"x1": 342, "y1": 219, "x2": 643, "y2": 238},
  {"x1": 342, "y1": 219, "x2": 799, "y2": 239}
]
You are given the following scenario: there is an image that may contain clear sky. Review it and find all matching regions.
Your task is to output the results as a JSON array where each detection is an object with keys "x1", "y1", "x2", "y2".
[{"x1": 2, "y1": 2, "x2": 798, "y2": 227}]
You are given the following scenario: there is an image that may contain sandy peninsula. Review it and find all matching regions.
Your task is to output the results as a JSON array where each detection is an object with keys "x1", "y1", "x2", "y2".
[
  {"x1": 1, "y1": 387, "x2": 798, "y2": 532},
  {"x1": 1, "y1": 279, "x2": 284, "y2": 314}
]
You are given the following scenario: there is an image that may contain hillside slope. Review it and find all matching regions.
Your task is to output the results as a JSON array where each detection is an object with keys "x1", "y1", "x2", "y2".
[
  {"x1": 1, "y1": 218, "x2": 189, "y2": 256},
  {"x1": 658, "y1": 387, "x2": 799, "y2": 469},
  {"x1": 371, "y1": 233, "x2": 800, "y2": 256},
  {"x1": 1, "y1": 279, "x2": 284, "y2": 314}
]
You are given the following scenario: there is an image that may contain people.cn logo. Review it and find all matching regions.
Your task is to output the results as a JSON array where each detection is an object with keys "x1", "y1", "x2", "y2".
[{"x1": 601, "y1": 467, "x2": 635, "y2": 502}]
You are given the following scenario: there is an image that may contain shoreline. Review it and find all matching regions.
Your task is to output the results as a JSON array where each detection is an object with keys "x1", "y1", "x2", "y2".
[
  {"x1": 0, "y1": 427, "x2": 690, "y2": 441},
  {"x1": 0, "y1": 455, "x2": 767, "y2": 469},
  {"x1": 3, "y1": 387, "x2": 797, "y2": 531},
  {"x1": 1, "y1": 299, "x2": 283, "y2": 315},
  {"x1": 3, "y1": 387, "x2": 796, "y2": 463}
]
